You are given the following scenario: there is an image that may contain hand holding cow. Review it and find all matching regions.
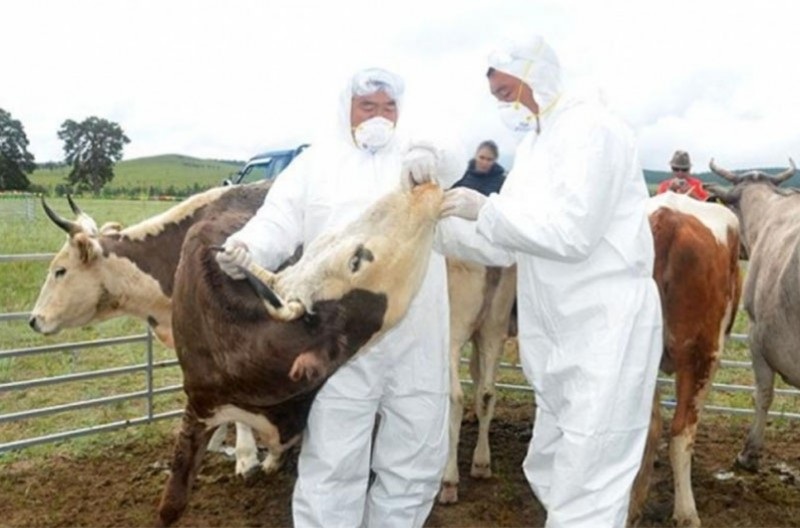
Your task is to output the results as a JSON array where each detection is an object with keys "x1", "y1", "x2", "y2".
[
  {"x1": 215, "y1": 240, "x2": 252, "y2": 280},
  {"x1": 401, "y1": 141, "x2": 439, "y2": 186},
  {"x1": 441, "y1": 187, "x2": 487, "y2": 220}
]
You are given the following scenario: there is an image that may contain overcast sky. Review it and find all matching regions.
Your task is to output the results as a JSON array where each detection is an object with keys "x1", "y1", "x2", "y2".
[{"x1": 3, "y1": 0, "x2": 799, "y2": 171}]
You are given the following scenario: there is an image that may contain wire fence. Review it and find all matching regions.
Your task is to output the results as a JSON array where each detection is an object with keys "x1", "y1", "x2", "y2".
[{"x1": 0, "y1": 193, "x2": 37, "y2": 222}]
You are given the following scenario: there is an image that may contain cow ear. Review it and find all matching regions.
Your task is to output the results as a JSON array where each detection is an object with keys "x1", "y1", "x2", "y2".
[{"x1": 71, "y1": 232, "x2": 103, "y2": 264}]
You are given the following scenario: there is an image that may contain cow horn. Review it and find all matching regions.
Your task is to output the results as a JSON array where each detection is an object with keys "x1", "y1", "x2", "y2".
[
  {"x1": 240, "y1": 265, "x2": 306, "y2": 321},
  {"x1": 41, "y1": 197, "x2": 80, "y2": 235},
  {"x1": 771, "y1": 158, "x2": 796, "y2": 185},
  {"x1": 66, "y1": 194, "x2": 83, "y2": 216},
  {"x1": 709, "y1": 158, "x2": 741, "y2": 184},
  {"x1": 242, "y1": 266, "x2": 285, "y2": 310}
]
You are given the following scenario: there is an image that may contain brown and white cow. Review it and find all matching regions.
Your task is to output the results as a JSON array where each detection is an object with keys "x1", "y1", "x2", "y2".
[
  {"x1": 156, "y1": 182, "x2": 444, "y2": 526},
  {"x1": 628, "y1": 191, "x2": 742, "y2": 527},
  {"x1": 28, "y1": 183, "x2": 275, "y2": 475},
  {"x1": 29, "y1": 183, "x2": 269, "y2": 346},
  {"x1": 439, "y1": 259, "x2": 516, "y2": 504}
]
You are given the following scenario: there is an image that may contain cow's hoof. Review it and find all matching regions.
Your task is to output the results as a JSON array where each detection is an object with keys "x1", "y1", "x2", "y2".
[
  {"x1": 735, "y1": 452, "x2": 760, "y2": 473},
  {"x1": 235, "y1": 452, "x2": 261, "y2": 477},
  {"x1": 260, "y1": 452, "x2": 282, "y2": 475},
  {"x1": 673, "y1": 512, "x2": 701, "y2": 527},
  {"x1": 470, "y1": 462, "x2": 492, "y2": 479},
  {"x1": 156, "y1": 505, "x2": 181, "y2": 528},
  {"x1": 438, "y1": 482, "x2": 459, "y2": 504}
]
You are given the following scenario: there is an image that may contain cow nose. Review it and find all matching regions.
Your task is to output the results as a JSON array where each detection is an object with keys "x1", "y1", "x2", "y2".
[{"x1": 29, "y1": 316, "x2": 38, "y2": 331}]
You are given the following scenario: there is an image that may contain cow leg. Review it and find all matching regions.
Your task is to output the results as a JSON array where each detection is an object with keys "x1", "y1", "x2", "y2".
[
  {"x1": 669, "y1": 344, "x2": 720, "y2": 528},
  {"x1": 628, "y1": 387, "x2": 663, "y2": 527},
  {"x1": 470, "y1": 265, "x2": 516, "y2": 480},
  {"x1": 233, "y1": 422, "x2": 262, "y2": 477},
  {"x1": 439, "y1": 336, "x2": 470, "y2": 504},
  {"x1": 157, "y1": 406, "x2": 214, "y2": 527},
  {"x1": 261, "y1": 433, "x2": 302, "y2": 474},
  {"x1": 669, "y1": 382, "x2": 701, "y2": 527},
  {"x1": 440, "y1": 260, "x2": 487, "y2": 505},
  {"x1": 255, "y1": 423, "x2": 302, "y2": 475},
  {"x1": 470, "y1": 329, "x2": 502, "y2": 479},
  {"x1": 206, "y1": 421, "x2": 229, "y2": 452},
  {"x1": 737, "y1": 349, "x2": 776, "y2": 471}
]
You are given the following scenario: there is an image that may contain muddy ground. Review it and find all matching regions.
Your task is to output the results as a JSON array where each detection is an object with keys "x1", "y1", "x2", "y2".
[{"x1": 3, "y1": 397, "x2": 800, "y2": 527}]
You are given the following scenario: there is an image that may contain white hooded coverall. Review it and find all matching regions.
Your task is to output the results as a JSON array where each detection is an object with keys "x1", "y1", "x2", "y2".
[
  {"x1": 225, "y1": 69, "x2": 460, "y2": 528},
  {"x1": 438, "y1": 37, "x2": 663, "y2": 527}
]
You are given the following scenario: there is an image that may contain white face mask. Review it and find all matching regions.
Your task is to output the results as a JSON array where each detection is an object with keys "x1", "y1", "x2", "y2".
[
  {"x1": 352, "y1": 116, "x2": 395, "y2": 153},
  {"x1": 498, "y1": 101, "x2": 537, "y2": 132}
]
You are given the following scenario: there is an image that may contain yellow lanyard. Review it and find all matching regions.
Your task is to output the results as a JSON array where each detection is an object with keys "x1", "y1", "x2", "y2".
[{"x1": 515, "y1": 60, "x2": 561, "y2": 133}]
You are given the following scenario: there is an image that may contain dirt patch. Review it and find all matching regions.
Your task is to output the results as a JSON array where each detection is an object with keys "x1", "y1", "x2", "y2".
[{"x1": 2, "y1": 398, "x2": 800, "y2": 527}]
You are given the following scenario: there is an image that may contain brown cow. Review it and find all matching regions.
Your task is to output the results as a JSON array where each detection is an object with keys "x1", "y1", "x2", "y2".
[
  {"x1": 157, "y1": 182, "x2": 444, "y2": 526},
  {"x1": 629, "y1": 191, "x2": 742, "y2": 527},
  {"x1": 439, "y1": 259, "x2": 516, "y2": 504}
]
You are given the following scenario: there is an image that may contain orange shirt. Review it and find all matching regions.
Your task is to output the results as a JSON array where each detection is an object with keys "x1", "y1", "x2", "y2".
[{"x1": 656, "y1": 175, "x2": 709, "y2": 201}]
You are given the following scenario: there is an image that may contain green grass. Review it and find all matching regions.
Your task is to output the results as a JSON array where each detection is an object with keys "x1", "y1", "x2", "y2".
[
  {"x1": 29, "y1": 154, "x2": 242, "y2": 195},
  {"x1": 0, "y1": 198, "x2": 185, "y2": 452},
  {"x1": 0, "y1": 198, "x2": 175, "y2": 312}
]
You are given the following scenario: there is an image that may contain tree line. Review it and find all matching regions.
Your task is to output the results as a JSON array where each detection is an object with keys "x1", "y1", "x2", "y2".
[{"x1": 0, "y1": 108, "x2": 129, "y2": 193}]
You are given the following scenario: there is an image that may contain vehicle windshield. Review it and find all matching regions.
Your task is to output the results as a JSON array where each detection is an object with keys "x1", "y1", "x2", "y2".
[{"x1": 238, "y1": 155, "x2": 293, "y2": 184}]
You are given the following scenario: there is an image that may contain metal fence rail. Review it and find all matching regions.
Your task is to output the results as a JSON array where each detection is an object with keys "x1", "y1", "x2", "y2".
[
  {"x1": 460, "y1": 330, "x2": 800, "y2": 421},
  {"x1": 0, "y1": 325, "x2": 183, "y2": 453},
  {"x1": 0, "y1": 312, "x2": 183, "y2": 453},
  {"x1": 0, "y1": 250, "x2": 188, "y2": 454}
]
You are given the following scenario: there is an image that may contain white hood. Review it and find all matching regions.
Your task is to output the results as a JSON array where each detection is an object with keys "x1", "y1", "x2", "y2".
[{"x1": 488, "y1": 35, "x2": 564, "y2": 120}]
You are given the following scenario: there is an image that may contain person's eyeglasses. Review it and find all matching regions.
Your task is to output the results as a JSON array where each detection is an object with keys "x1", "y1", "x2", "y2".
[{"x1": 672, "y1": 167, "x2": 689, "y2": 173}]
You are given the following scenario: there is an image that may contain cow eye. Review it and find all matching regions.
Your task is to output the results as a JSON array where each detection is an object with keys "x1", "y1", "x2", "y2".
[
  {"x1": 54, "y1": 267, "x2": 66, "y2": 278},
  {"x1": 348, "y1": 254, "x2": 361, "y2": 273},
  {"x1": 348, "y1": 244, "x2": 374, "y2": 273}
]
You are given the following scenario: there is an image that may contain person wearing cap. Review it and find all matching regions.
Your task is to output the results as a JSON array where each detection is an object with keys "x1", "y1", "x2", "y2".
[
  {"x1": 657, "y1": 150, "x2": 710, "y2": 200},
  {"x1": 451, "y1": 140, "x2": 507, "y2": 196},
  {"x1": 436, "y1": 35, "x2": 663, "y2": 526},
  {"x1": 216, "y1": 67, "x2": 463, "y2": 527}
]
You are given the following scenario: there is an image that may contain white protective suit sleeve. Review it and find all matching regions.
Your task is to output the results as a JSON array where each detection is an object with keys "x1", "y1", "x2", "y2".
[
  {"x1": 434, "y1": 217, "x2": 516, "y2": 267},
  {"x1": 224, "y1": 149, "x2": 311, "y2": 270},
  {"x1": 477, "y1": 118, "x2": 625, "y2": 263}
]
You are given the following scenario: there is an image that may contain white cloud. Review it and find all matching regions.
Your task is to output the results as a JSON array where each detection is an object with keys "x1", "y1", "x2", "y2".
[{"x1": 2, "y1": 0, "x2": 799, "y2": 170}]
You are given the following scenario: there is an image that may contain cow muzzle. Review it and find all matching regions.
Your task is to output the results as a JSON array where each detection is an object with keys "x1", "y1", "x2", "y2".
[{"x1": 28, "y1": 314, "x2": 57, "y2": 335}]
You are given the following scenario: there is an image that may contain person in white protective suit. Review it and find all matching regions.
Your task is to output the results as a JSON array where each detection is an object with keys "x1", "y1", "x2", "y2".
[
  {"x1": 437, "y1": 36, "x2": 663, "y2": 527},
  {"x1": 216, "y1": 67, "x2": 463, "y2": 528}
]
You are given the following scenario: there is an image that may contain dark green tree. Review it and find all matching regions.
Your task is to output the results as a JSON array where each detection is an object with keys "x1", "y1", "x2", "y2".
[
  {"x1": 0, "y1": 108, "x2": 36, "y2": 191},
  {"x1": 58, "y1": 116, "x2": 130, "y2": 193}
]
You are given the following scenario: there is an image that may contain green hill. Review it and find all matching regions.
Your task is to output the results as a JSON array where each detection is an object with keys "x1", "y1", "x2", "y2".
[{"x1": 29, "y1": 154, "x2": 244, "y2": 197}]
